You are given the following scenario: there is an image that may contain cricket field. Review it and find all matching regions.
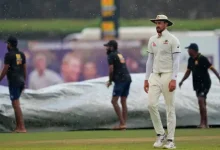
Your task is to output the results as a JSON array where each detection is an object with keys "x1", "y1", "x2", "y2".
[{"x1": 0, "y1": 129, "x2": 220, "y2": 150}]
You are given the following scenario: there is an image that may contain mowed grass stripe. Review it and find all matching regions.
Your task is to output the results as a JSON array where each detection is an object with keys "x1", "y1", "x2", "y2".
[
  {"x1": 2, "y1": 143, "x2": 220, "y2": 150},
  {"x1": 0, "y1": 129, "x2": 220, "y2": 142},
  {"x1": 1, "y1": 130, "x2": 220, "y2": 150},
  {"x1": 1, "y1": 136, "x2": 220, "y2": 146}
]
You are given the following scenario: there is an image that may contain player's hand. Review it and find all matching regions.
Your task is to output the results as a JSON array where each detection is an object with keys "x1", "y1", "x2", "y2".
[
  {"x1": 169, "y1": 80, "x2": 176, "y2": 92},
  {"x1": 144, "y1": 80, "x2": 149, "y2": 93},
  {"x1": 106, "y1": 81, "x2": 112, "y2": 88},
  {"x1": 179, "y1": 81, "x2": 183, "y2": 88}
]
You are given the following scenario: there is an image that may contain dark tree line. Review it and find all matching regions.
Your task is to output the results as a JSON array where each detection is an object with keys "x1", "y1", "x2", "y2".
[{"x1": 0, "y1": 0, "x2": 219, "y2": 19}]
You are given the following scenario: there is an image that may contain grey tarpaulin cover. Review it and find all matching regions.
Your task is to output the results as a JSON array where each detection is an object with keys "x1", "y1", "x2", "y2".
[{"x1": 0, "y1": 73, "x2": 220, "y2": 132}]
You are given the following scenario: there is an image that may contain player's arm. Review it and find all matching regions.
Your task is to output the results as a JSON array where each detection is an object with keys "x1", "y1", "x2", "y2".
[
  {"x1": 179, "y1": 69, "x2": 191, "y2": 84},
  {"x1": 144, "y1": 38, "x2": 154, "y2": 93},
  {"x1": 210, "y1": 66, "x2": 220, "y2": 81},
  {"x1": 171, "y1": 37, "x2": 181, "y2": 80},
  {"x1": 0, "y1": 65, "x2": 9, "y2": 81},
  {"x1": 169, "y1": 37, "x2": 181, "y2": 91},
  {"x1": 107, "y1": 54, "x2": 114, "y2": 87},
  {"x1": 22, "y1": 53, "x2": 27, "y2": 87},
  {"x1": 179, "y1": 58, "x2": 191, "y2": 88},
  {"x1": 145, "y1": 53, "x2": 153, "y2": 81},
  {"x1": 204, "y1": 57, "x2": 220, "y2": 81},
  {"x1": 171, "y1": 53, "x2": 181, "y2": 80},
  {"x1": 108, "y1": 65, "x2": 114, "y2": 83},
  {"x1": 23, "y1": 64, "x2": 27, "y2": 83},
  {"x1": 0, "y1": 53, "x2": 10, "y2": 82},
  {"x1": 201, "y1": 56, "x2": 220, "y2": 80},
  {"x1": 145, "y1": 38, "x2": 154, "y2": 81}
]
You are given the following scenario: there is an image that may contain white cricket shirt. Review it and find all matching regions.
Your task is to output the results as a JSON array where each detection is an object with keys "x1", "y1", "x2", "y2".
[{"x1": 147, "y1": 29, "x2": 181, "y2": 73}]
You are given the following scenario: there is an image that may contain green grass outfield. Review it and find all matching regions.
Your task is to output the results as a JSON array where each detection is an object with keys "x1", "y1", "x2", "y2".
[
  {"x1": 0, "y1": 18, "x2": 219, "y2": 33},
  {"x1": 1, "y1": 129, "x2": 220, "y2": 150}
]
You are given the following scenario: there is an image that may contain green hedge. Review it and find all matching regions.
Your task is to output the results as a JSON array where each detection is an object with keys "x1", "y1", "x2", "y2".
[{"x1": 0, "y1": 18, "x2": 219, "y2": 33}]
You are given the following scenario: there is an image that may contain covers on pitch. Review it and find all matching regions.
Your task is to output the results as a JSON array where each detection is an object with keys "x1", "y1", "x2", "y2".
[{"x1": 0, "y1": 73, "x2": 220, "y2": 132}]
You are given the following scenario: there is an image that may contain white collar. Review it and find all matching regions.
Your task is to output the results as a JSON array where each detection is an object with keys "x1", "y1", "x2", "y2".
[{"x1": 158, "y1": 29, "x2": 169, "y2": 38}]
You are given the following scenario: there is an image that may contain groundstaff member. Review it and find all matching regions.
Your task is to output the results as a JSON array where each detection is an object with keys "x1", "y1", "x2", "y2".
[
  {"x1": 104, "y1": 40, "x2": 132, "y2": 130},
  {"x1": 179, "y1": 43, "x2": 220, "y2": 128},
  {"x1": 0, "y1": 36, "x2": 27, "y2": 133}
]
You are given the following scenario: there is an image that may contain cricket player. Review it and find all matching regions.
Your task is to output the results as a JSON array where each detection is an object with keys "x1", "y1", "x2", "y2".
[
  {"x1": 179, "y1": 43, "x2": 220, "y2": 128},
  {"x1": 0, "y1": 36, "x2": 27, "y2": 133},
  {"x1": 144, "y1": 15, "x2": 181, "y2": 149},
  {"x1": 104, "y1": 40, "x2": 132, "y2": 130}
]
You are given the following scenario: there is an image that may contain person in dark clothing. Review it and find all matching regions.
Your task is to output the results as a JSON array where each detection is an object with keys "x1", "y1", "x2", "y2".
[
  {"x1": 0, "y1": 36, "x2": 27, "y2": 133},
  {"x1": 179, "y1": 43, "x2": 220, "y2": 128},
  {"x1": 104, "y1": 40, "x2": 132, "y2": 130}
]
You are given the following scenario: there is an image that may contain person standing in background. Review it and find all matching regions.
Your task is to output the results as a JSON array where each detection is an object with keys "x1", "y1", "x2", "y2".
[
  {"x1": 83, "y1": 61, "x2": 100, "y2": 80},
  {"x1": 179, "y1": 43, "x2": 220, "y2": 128},
  {"x1": 104, "y1": 40, "x2": 132, "y2": 130},
  {"x1": 61, "y1": 53, "x2": 82, "y2": 82},
  {"x1": 144, "y1": 15, "x2": 181, "y2": 149},
  {"x1": 29, "y1": 54, "x2": 63, "y2": 90},
  {"x1": 0, "y1": 36, "x2": 26, "y2": 133}
]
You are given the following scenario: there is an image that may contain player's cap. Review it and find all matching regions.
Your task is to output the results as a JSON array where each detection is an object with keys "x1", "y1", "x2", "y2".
[
  {"x1": 104, "y1": 40, "x2": 118, "y2": 48},
  {"x1": 5, "y1": 36, "x2": 18, "y2": 47},
  {"x1": 185, "y1": 43, "x2": 199, "y2": 52},
  {"x1": 150, "y1": 15, "x2": 173, "y2": 26}
]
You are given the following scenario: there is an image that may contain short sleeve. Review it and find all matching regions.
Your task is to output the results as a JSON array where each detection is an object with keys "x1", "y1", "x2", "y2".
[
  {"x1": 187, "y1": 58, "x2": 192, "y2": 70},
  {"x1": 4, "y1": 53, "x2": 11, "y2": 65},
  {"x1": 202, "y1": 56, "x2": 212, "y2": 69},
  {"x1": 108, "y1": 54, "x2": 114, "y2": 65},
  {"x1": 147, "y1": 38, "x2": 153, "y2": 54},
  {"x1": 171, "y1": 36, "x2": 181, "y2": 53}
]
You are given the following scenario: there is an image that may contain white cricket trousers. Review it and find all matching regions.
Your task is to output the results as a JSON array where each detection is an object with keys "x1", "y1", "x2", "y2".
[{"x1": 147, "y1": 72, "x2": 176, "y2": 140}]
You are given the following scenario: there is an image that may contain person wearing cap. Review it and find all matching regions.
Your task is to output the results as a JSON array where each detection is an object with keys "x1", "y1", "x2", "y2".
[
  {"x1": 0, "y1": 36, "x2": 27, "y2": 133},
  {"x1": 104, "y1": 40, "x2": 132, "y2": 130},
  {"x1": 179, "y1": 43, "x2": 220, "y2": 129},
  {"x1": 144, "y1": 15, "x2": 181, "y2": 149}
]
